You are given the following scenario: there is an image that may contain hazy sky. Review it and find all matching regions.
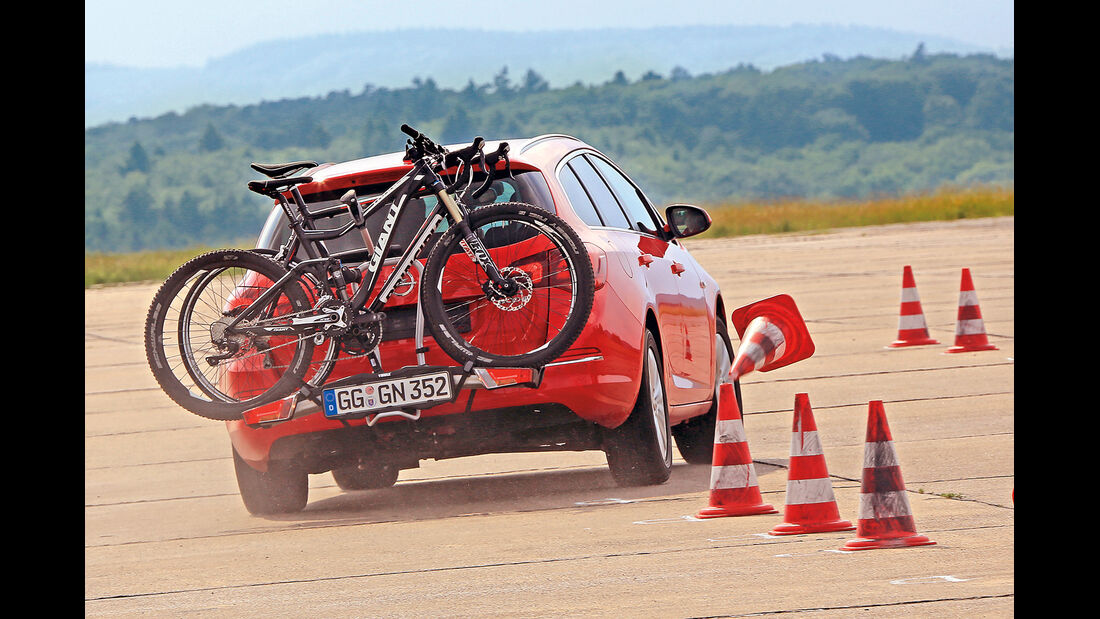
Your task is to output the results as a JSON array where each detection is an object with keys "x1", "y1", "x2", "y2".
[{"x1": 85, "y1": 0, "x2": 1014, "y2": 68}]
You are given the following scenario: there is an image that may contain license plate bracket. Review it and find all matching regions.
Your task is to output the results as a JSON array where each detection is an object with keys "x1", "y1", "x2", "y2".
[{"x1": 322, "y1": 369, "x2": 455, "y2": 418}]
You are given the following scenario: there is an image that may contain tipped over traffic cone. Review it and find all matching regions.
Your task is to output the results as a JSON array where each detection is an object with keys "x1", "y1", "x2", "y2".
[
  {"x1": 770, "y1": 394, "x2": 854, "y2": 535},
  {"x1": 841, "y1": 401, "x2": 936, "y2": 551},
  {"x1": 945, "y1": 268, "x2": 998, "y2": 353},
  {"x1": 697, "y1": 382, "x2": 777, "y2": 518},
  {"x1": 887, "y1": 266, "x2": 939, "y2": 348},
  {"x1": 728, "y1": 294, "x2": 815, "y2": 380}
]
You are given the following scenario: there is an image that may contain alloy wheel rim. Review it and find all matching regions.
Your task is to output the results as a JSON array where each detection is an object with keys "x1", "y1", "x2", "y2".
[
  {"x1": 647, "y1": 349, "x2": 669, "y2": 461},
  {"x1": 715, "y1": 332, "x2": 732, "y2": 397}
]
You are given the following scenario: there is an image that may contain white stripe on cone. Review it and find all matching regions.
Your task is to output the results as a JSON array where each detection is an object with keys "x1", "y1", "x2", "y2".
[
  {"x1": 898, "y1": 314, "x2": 930, "y2": 330},
  {"x1": 786, "y1": 478, "x2": 839, "y2": 505},
  {"x1": 863, "y1": 441, "x2": 900, "y2": 468},
  {"x1": 710, "y1": 464, "x2": 760, "y2": 490},
  {"x1": 715, "y1": 419, "x2": 747, "y2": 444},
  {"x1": 857, "y1": 490, "x2": 914, "y2": 519},
  {"x1": 739, "y1": 342, "x2": 766, "y2": 367},
  {"x1": 789, "y1": 429, "x2": 823, "y2": 457},
  {"x1": 956, "y1": 318, "x2": 988, "y2": 335},
  {"x1": 958, "y1": 290, "x2": 980, "y2": 306}
]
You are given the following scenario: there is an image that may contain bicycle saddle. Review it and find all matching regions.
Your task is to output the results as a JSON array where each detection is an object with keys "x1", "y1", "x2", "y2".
[
  {"x1": 250, "y1": 161, "x2": 319, "y2": 179},
  {"x1": 247, "y1": 176, "x2": 313, "y2": 196}
]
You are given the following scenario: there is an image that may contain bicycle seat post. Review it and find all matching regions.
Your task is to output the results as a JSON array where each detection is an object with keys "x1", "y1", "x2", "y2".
[
  {"x1": 289, "y1": 186, "x2": 314, "y2": 226},
  {"x1": 266, "y1": 191, "x2": 315, "y2": 262},
  {"x1": 290, "y1": 186, "x2": 334, "y2": 262}
]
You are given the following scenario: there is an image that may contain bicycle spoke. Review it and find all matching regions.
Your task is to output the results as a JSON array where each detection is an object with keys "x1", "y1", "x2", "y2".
[
  {"x1": 146, "y1": 250, "x2": 322, "y2": 419},
  {"x1": 426, "y1": 206, "x2": 591, "y2": 362}
]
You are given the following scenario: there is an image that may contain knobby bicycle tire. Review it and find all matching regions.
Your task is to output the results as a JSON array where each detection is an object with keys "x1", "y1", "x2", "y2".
[
  {"x1": 420, "y1": 202, "x2": 595, "y2": 368},
  {"x1": 144, "y1": 249, "x2": 317, "y2": 420}
]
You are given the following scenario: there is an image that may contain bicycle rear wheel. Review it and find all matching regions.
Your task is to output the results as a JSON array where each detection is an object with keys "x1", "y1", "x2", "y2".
[
  {"x1": 145, "y1": 249, "x2": 321, "y2": 420},
  {"x1": 421, "y1": 202, "x2": 594, "y2": 367}
]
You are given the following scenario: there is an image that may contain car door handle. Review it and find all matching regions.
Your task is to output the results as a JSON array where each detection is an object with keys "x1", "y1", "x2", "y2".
[
  {"x1": 671, "y1": 262, "x2": 686, "y2": 276},
  {"x1": 638, "y1": 254, "x2": 654, "y2": 267}
]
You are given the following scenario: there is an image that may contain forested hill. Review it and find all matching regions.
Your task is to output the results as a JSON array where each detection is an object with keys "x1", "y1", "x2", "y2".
[
  {"x1": 85, "y1": 24, "x2": 999, "y2": 127},
  {"x1": 85, "y1": 52, "x2": 1013, "y2": 253}
]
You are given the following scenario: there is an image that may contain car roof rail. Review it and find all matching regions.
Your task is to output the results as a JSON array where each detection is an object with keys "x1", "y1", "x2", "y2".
[{"x1": 518, "y1": 134, "x2": 583, "y2": 154}]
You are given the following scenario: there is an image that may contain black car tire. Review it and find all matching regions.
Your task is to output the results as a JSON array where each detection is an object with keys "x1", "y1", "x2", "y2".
[
  {"x1": 232, "y1": 446, "x2": 308, "y2": 515},
  {"x1": 331, "y1": 461, "x2": 400, "y2": 490},
  {"x1": 672, "y1": 321, "x2": 742, "y2": 464},
  {"x1": 602, "y1": 330, "x2": 673, "y2": 486}
]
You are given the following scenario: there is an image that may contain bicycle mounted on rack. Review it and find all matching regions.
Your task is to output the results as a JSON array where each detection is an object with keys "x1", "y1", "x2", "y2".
[{"x1": 145, "y1": 125, "x2": 596, "y2": 422}]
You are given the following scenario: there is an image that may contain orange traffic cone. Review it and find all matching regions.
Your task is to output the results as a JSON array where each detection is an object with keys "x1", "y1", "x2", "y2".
[
  {"x1": 841, "y1": 401, "x2": 935, "y2": 550},
  {"x1": 697, "y1": 382, "x2": 777, "y2": 518},
  {"x1": 728, "y1": 294, "x2": 815, "y2": 380},
  {"x1": 769, "y1": 394, "x2": 854, "y2": 535},
  {"x1": 887, "y1": 265, "x2": 939, "y2": 348},
  {"x1": 945, "y1": 268, "x2": 998, "y2": 353}
]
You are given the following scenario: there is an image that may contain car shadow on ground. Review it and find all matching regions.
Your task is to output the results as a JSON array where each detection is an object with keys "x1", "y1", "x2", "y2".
[{"x1": 273, "y1": 460, "x2": 786, "y2": 524}]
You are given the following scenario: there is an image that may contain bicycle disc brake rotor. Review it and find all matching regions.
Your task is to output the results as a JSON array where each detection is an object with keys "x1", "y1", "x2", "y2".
[{"x1": 489, "y1": 267, "x2": 534, "y2": 311}]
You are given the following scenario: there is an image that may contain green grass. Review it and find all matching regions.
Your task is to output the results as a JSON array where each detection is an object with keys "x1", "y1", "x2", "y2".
[
  {"x1": 84, "y1": 246, "x2": 225, "y2": 288},
  {"x1": 84, "y1": 185, "x2": 1014, "y2": 288},
  {"x1": 698, "y1": 185, "x2": 1014, "y2": 239}
]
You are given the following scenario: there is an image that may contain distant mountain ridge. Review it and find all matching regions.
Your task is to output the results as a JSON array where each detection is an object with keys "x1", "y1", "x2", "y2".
[{"x1": 85, "y1": 24, "x2": 1002, "y2": 127}]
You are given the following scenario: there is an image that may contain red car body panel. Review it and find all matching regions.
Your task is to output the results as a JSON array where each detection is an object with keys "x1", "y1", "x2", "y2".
[{"x1": 226, "y1": 135, "x2": 722, "y2": 471}]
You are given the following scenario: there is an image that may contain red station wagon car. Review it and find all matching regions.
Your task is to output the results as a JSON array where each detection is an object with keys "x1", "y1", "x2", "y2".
[{"x1": 229, "y1": 133, "x2": 739, "y2": 514}]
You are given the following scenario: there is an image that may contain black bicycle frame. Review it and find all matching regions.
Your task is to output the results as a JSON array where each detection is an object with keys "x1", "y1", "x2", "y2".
[{"x1": 225, "y1": 156, "x2": 508, "y2": 339}]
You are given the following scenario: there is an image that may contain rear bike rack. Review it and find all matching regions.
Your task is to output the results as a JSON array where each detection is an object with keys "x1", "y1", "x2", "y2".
[{"x1": 242, "y1": 258, "x2": 601, "y2": 427}]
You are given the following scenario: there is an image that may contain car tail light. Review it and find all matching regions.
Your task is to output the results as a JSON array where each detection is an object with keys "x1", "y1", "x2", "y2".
[
  {"x1": 474, "y1": 367, "x2": 540, "y2": 389},
  {"x1": 243, "y1": 396, "x2": 297, "y2": 425}
]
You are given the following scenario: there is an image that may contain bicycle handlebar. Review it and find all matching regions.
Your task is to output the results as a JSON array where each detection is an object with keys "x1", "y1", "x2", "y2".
[
  {"x1": 443, "y1": 136, "x2": 485, "y2": 169},
  {"x1": 400, "y1": 124, "x2": 512, "y2": 198},
  {"x1": 468, "y1": 142, "x2": 512, "y2": 200}
]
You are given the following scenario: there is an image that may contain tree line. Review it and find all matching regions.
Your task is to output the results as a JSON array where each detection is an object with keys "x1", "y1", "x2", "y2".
[{"x1": 85, "y1": 50, "x2": 1013, "y2": 252}]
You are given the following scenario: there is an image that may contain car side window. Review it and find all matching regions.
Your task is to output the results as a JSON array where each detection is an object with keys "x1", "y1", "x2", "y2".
[
  {"x1": 588, "y1": 156, "x2": 662, "y2": 236},
  {"x1": 557, "y1": 163, "x2": 604, "y2": 227},
  {"x1": 567, "y1": 156, "x2": 632, "y2": 229}
]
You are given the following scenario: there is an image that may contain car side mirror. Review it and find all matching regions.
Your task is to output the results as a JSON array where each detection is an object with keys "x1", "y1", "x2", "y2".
[
  {"x1": 340, "y1": 189, "x2": 365, "y2": 226},
  {"x1": 664, "y1": 204, "x2": 711, "y2": 238}
]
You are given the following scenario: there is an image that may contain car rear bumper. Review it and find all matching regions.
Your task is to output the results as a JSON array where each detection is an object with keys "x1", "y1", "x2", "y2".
[
  {"x1": 227, "y1": 276, "x2": 647, "y2": 470},
  {"x1": 227, "y1": 335, "x2": 641, "y2": 470}
]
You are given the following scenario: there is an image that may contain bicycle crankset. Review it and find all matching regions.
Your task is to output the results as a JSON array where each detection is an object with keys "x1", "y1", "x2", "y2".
[{"x1": 340, "y1": 320, "x2": 383, "y2": 355}]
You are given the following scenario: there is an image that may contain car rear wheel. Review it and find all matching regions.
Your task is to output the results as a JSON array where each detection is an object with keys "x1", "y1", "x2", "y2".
[
  {"x1": 331, "y1": 461, "x2": 400, "y2": 490},
  {"x1": 672, "y1": 322, "x2": 741, "y2": 464},
  {"x1": 232, "y1": 446, "x2": 308, "y2": 515},
  {"x1": 602, "y1": 330, "x2": 672, "y2": 486}
]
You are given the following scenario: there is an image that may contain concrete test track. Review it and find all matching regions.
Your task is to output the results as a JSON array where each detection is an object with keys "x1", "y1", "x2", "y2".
[{"x1": 85, "y1": 217, "x2": 1014, "y2": 617}]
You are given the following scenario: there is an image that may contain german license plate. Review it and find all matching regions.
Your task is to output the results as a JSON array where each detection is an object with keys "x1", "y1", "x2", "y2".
[{"x1": 322, "y1": 371, "x2": 453, "y2": 417}]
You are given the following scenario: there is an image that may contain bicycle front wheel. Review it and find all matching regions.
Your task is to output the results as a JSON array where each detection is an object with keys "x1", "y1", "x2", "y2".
[
  {"x1": 421, "y1": 202, "x2": 594, "y2": 367},
  {"x1": 144, "y1": 249, "x2": 320, "y2": 420}
]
